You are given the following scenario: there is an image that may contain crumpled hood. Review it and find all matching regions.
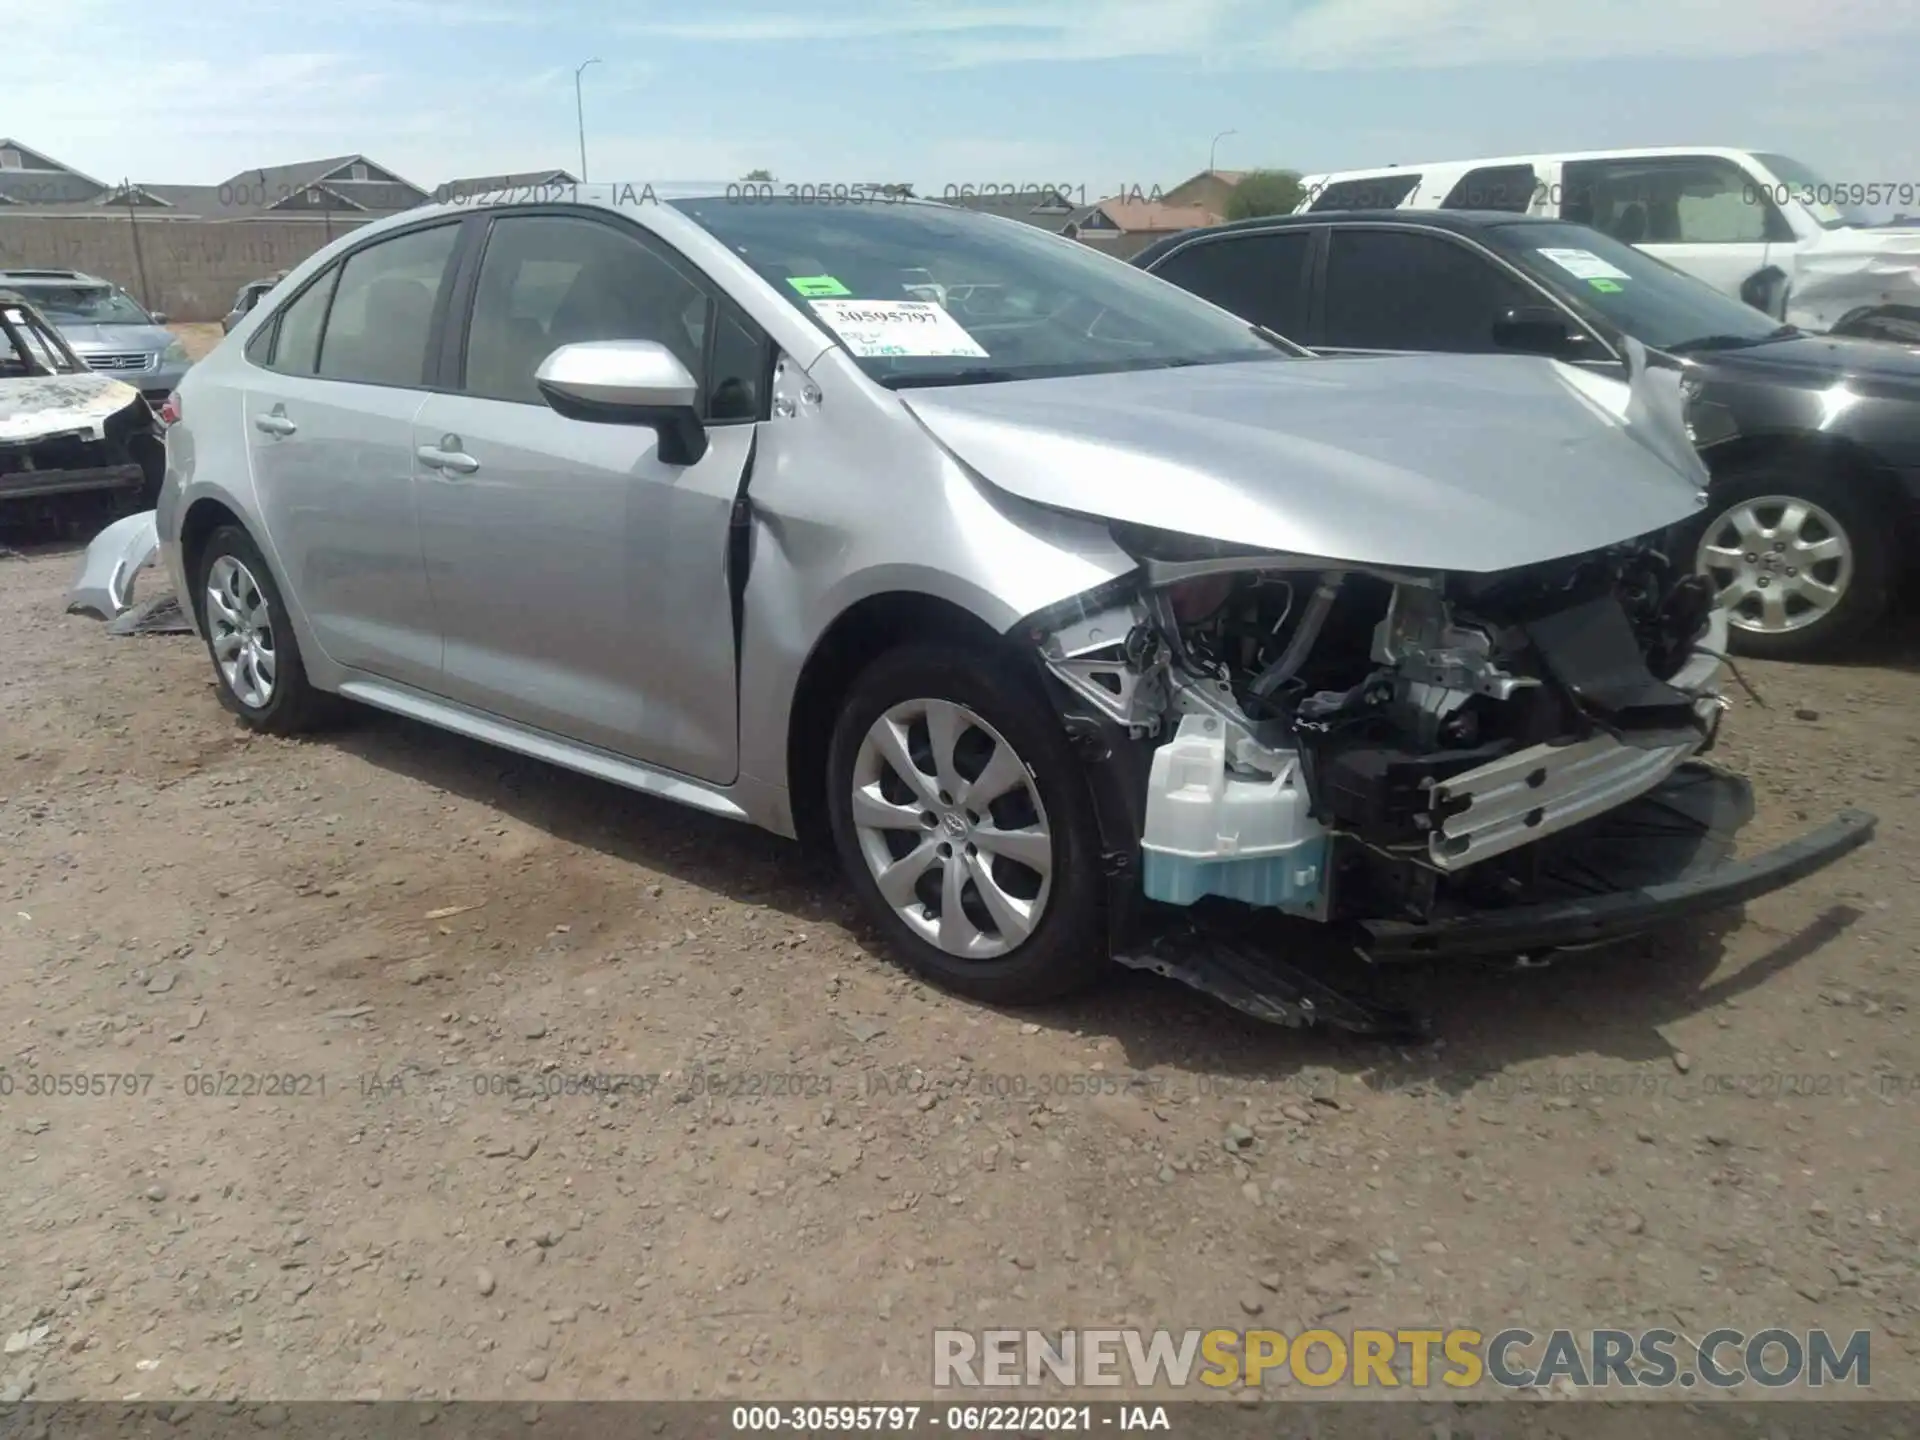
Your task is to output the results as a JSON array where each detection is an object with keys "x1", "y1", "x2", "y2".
[
  {"x1": 898, "y1": 351, "x2": 1708, "y2": 574},
  {"x1": 0, "y1": 373, "x2": 144, "y2": 443},
  {"x1": 1788, "y1": 226, "x2": 1920, "y2": 332}
]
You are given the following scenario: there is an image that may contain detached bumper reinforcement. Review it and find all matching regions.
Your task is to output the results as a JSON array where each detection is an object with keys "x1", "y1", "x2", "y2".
[{"x1": 1357, "y1": 807, "x2": 1878, "y2": 961}]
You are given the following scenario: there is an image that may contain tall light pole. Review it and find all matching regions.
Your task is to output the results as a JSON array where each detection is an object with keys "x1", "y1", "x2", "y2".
[
  {"x1": 1209, "y1": 128, "x2": 1238, "y2": 173},
  {"x1": 574, "y1": 58, "x2": 602, "y2": 181}
]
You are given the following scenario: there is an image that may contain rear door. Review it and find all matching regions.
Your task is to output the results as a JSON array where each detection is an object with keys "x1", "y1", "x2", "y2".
[
  {"x1": 241, "y1": 219, "x2": 460, "y2": 689},
  {"x1": 410, "y1": 207, "x2": 765, "y2": 783},
  {"x1": 1143, "y1": 228, "x2": 1319, "y2": 345},
  {"x1": 1559, "y1": 155, "x2": 1791, "y2": 302},
  {"x1": 1315, "y1": 223, "x2": 1604, "y2": 362}
]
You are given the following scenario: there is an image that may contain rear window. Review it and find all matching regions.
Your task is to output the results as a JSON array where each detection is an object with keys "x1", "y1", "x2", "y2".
[
  {"x1": 1306, "y1": 175, "x2": 1422, "y2": 212},
  {"x1": 1440, "y1": 164, "x2": 1539, "y2": 213}
]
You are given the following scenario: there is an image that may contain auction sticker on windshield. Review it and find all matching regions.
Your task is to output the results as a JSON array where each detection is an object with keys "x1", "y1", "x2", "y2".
[
  {"x1": 808, "y1": 299, "x2": 989, "y2": 358},
  {"x1": 1536, "y1": 248, "x2": 1632, "y2": 282}
]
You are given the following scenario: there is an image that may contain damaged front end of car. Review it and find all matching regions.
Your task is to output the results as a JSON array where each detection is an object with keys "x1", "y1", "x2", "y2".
[
  {"x1": 2, "y1": 291, "x2": 163, "y2": 528},
  {"x1": 1017, "y1": 523, "x2": 1876, "y2": 1034}
]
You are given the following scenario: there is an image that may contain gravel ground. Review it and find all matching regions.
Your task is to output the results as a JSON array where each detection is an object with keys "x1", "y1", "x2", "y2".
[{"x1": 1, "y1": 535, "x2": 1916, "y2": 1405}]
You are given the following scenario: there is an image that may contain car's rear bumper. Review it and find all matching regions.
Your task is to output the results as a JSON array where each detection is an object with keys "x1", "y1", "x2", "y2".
[{"x1": 1357, "y1": 793, "x2": 1876, "y2": 961}]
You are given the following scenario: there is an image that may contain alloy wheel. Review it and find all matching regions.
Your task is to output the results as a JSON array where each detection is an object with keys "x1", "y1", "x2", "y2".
[
  {"x1": 205, "y1": 554, "x2": 277, "y2": 709},
  {"x1": 849, "y1": 697, "x2": 1053, "y2": 960},
  {"x1": 1696, "y1": 494, "x2": 1853, "y2": 636}
]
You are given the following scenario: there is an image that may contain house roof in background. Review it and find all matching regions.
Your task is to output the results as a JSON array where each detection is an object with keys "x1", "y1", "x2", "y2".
[{"x1": 1082, "y1": 200, "x2": 1223, "y2": 233}]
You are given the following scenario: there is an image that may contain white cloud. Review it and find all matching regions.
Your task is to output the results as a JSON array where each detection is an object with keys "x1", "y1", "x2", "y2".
[
  {"x1": 1259, "y1": 0, "x2": 1920, "y2": 70},
  {"x1": 624, "y1": 0, "x2": 1920, "y2": 68}
]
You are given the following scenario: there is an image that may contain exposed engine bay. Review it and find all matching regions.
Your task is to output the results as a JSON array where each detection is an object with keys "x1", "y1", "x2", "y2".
[
  {"x1": 1029, "y1": 523, "x2": 1793, "y2": 962},
  {"x1": 1, "y1": 292, "x2": 163, "y2": 524}
]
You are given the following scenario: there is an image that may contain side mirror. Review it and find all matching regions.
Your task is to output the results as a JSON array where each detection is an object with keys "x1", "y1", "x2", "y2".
[
  {"x1": 534, "y1": 340, "x2": 708, "y2": 465},
  {"x1": 149, "y1": 310, "x2": 170, "y2": 325},
  {"x1": 1492, "y1": 305, "x2": 1588, "y2": 358},
  {"x1": 1739, "y1": 266, "x2": 1790, "y2": 321}
]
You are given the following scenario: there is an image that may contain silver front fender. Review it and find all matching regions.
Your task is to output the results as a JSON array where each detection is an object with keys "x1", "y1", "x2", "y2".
[{"x1": 66, "y1": 509, "x2": 160, "y2": 620}]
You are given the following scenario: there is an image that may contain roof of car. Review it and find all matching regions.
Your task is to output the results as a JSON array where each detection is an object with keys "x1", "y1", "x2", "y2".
[
  {"x1": 1296, "y1": 145, "x2": 1767, "y2": 184},
  {"x1": 1131, "y1": 208, "x2": 1559, "y2": 266},
  {"x1": 0, "y1": 267, "x2": 109, "y2": 285}
]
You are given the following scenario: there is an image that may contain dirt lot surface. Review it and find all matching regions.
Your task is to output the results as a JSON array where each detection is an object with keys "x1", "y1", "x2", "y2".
[
  {"x1": 1, "y1": 540, "x2": 1917, "y2": 1405},
  {"x1": 167, "y1": 323, "x2": 225, "y2": 363}
]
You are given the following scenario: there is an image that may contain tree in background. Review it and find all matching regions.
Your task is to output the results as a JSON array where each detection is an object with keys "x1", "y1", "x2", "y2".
[
  {"x1": 1225, "y1": 169, "x2": 1305, "y2": 220},
  {"x1": 742, "y1": 169, "x2": 774, "y2": 182}
]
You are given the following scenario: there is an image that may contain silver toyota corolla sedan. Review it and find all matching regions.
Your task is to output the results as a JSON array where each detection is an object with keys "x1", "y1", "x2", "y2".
[{"x1": 152, "y1": 183, "x2": 1873, "y2": 1028}]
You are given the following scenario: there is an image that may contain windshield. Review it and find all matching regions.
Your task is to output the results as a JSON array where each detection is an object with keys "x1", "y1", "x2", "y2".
[
  {"x1": 15, "y1": 284, "x2": 155, "y2": 325},
  {"x1": 668, "y1": 197, "x2": 1289, "y2": 387},
  {"x1": 1752, "y1": 153, "x2": 1875, "y2": 230},
  {"x1": 1488, "y1": 221, "x2": 1791, "y2": 352}
]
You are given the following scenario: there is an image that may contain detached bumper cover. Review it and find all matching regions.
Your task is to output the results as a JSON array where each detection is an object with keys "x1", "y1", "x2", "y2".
[
  {"x1": 1359, "y1": 799, "x2": 1876, "y2": 961},
  {"x1": 66, "y1": 508, "x2": 160, "y2": 619}
]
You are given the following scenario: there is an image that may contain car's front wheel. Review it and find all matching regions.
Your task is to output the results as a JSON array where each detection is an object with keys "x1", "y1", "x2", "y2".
[
  {"x1": 195, "y1": 524, "x2": 339, "y2": 734},
  {"x1": 1692, "y1": 462, "x2": 1893, "y2": 660},
  {"x1": 825, "y1": 643, "x2": 1107, "y2": 1006}
]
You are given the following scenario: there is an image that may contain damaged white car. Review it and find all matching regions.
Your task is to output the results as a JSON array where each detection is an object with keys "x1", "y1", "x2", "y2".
[
  {"x1": 144, "y1": 187, "x2": 1875, "y2": 1030},
  {"x1": 3, "y1": 290, "x2": 163, "y2": 521}
]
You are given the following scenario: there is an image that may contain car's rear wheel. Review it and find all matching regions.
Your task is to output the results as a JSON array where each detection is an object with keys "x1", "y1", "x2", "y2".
[
  {"x1": 825, "y1": 643, "x2": 1107, "y2": 1005},
  {"x1": 1692, "y1": 462, "x2": 1893, "y2": 660},
  {"x1": 195, "y1": 524, "x2": 339, "y2": 734}
]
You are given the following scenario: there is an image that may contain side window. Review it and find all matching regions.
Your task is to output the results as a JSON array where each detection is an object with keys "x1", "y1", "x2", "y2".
[
  {"x1": 1321, "y1": 228, "x2": 1538, "y2": 352},
  {"x1": 1441, "y1": 164, "x2": 1539, "y2": 214},
  {"x1": 1148, "y1": 231, "x2": 1313, "y2": 340},
  {"x1": 462, "y1": 213, "x2": 713, "y2": 407},
  {"x1": 315, "y1": 223, "x2": 459, "y2": 387},
  {"x1": 706, "y1": 304, "x2": 767, "y2": 423},
  {"x1": 1562, "y1": 158, "x2": 1786, "y2": 245},
  {"x1": 259, "y1": 267, "x2": 337, "y2": 375},
  {"x1": 1307, "y1": 174, "x2": 1421, "y2": 213}
]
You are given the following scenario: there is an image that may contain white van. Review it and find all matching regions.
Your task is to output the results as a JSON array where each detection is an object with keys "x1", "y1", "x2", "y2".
[{"x1": 1294, "y1": 147, "x2": 1920, "y2": 342}]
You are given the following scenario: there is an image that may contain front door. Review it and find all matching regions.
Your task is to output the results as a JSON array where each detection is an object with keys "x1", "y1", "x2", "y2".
[
  {"x1": 412, "y1": 209, "x2": 769, "y2": 784},
  {"x1": 241, "y1": 220, "x2": 460, "y2": 689},
  {"x1": 1560, "y1": 155, "x2": 1791, "y2": 305}
]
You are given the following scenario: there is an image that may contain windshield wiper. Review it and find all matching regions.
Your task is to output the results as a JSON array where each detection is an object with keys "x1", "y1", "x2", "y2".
[
  {"x1": 881, "y1": 368, "x2": 1024, "y2": 390},
  {"x1": 1667, "y1": 325, "x2": 1799, "y2": 354}
]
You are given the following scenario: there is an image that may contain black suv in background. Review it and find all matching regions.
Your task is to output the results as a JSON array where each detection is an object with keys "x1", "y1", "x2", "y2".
[{"x1": 1135, "y1": 211, "x2": 1920, "y2": 660}]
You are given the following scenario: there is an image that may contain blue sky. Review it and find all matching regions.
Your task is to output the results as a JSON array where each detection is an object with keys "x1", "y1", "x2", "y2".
[{"x1": 12, "y1": 0, "x2": 1920, "y2": 201}]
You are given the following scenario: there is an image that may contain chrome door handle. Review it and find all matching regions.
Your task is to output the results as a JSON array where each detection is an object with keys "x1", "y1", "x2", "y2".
[
  {"x1": 254, "y1": 413, "x2": 296, "y2": 437},
  {"x1": 416, "y1": 445, "x2": 480, "y2": 476}
]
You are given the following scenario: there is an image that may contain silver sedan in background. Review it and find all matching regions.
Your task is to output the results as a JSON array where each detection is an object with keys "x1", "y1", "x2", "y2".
[{"x1": 150, "y1": 184, "x2": 1872, "y2": 1026}]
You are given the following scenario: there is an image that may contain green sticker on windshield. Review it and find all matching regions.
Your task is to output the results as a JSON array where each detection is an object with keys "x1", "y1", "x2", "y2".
[
  {"x1": 1589, "y1": 277, "x2": 1624, "y2": 293},
  {"x1": 788, "y1": 275, "x2": 852, "y2": 298}
]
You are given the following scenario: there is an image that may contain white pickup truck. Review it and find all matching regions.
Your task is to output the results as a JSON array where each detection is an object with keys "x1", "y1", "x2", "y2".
[{"x1": 1294, "y1": 146, "x2": 1920, "y2": 343}]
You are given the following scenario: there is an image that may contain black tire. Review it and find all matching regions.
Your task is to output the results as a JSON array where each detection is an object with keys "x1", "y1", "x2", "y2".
[
  {"x1": 193, "y1": 524, "x2": 341, "y2": 734},
  {"x1": 825, "y1": 642, "x2": 1107, "y2": 1006},
  {"x1": 1689, "y1": 458, "x2": 1895, "y2": 661},
  {"x1": 1831, "y1": 306, "x2": 1920, "y2": 346}
]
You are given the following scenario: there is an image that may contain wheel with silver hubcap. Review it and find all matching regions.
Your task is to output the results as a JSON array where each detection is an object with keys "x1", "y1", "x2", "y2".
[
  {"x1": 194, "y1": 524, "x2": 339, "y2": 733},
  {"x1": 1689, "y1": 462, "x2": 1893, "y2": 661},
  {"x1": 1696, "y1": 494, "x2": 1852, "y2": 639},
  {"x1": 206, "y1": 553, "x2": 278, "y2": 709},
  {"x1": 850, "y1": 696, "x2": 1053, "y2": 961},
  {"x1": 827, "y1": 644, "x2": 1105, "y2": 1004}
]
